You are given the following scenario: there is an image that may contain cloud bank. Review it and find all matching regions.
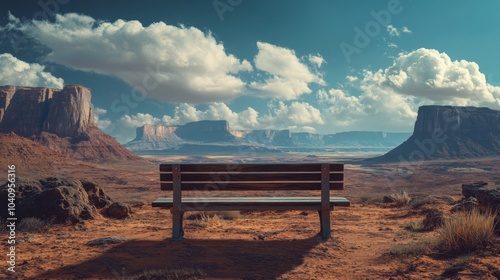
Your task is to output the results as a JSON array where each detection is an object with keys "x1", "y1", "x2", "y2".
[
  {"x1": 0, "y1": 53, "x2": 64, "y2": 88},
  {"x1": 250, "y1": 42, "x2": 325, "y2": 100},
  {"x1": 9, "y1": 13, "x2": 252, "y2": 103}
]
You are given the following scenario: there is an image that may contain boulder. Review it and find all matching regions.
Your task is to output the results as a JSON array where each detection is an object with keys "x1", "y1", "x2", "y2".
[
  {"x1": 0, "y1": 177, "x2": 114, "y2": 224},
  {"x1": 86, "y1": 236, "x2": 128, "y2": 246},
  {"x1": 476, "y1": 187, "x2": 500, "y2": 213},
  {"x1": 105, "y1": 202, "x2": 131, "y2": 219},
  {"x1": 476, "y1": 187, "x2": 500, "y2": 230},
  {"x1": 80, "y1": 180, "x2": 113, "y2": 209},
  {"x1": 462, "y1": 181, "x2": 488, "y2": 199}
]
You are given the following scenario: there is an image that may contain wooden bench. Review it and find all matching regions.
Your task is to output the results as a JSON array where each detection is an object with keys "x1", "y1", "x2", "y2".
[{"x1": 152, "y1": 163, "x2": 349, "y2": 240}]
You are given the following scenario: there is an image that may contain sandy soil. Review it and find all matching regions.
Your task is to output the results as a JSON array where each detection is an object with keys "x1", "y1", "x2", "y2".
[{"x1": 1, "y1": 155, "x2": 499, "y2": 279}]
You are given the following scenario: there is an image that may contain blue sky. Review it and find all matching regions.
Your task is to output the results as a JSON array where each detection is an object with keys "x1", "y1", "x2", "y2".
[{"x1": 1, "y1": 0, "x2": 500, "y2": 142}]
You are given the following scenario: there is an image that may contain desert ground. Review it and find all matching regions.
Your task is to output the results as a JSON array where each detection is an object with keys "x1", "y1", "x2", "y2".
[{"x1": 1, "y1": 153, "x2": 499, "y2": 279}]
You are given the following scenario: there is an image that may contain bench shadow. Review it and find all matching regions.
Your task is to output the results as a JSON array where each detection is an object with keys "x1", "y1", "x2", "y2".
[{"x1": 35, "y1": 237, "x2": 321, "y2": 279}]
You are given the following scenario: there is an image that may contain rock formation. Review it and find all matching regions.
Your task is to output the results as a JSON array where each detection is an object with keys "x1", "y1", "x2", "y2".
[
  {"x1": 454, "y1": 181, "x2": 500, "y2": 231},
  {"x1": 175, "y1": 120, "x2": 238, "y2": 142},
  {"x1": 125, "y1": 124, "x2": 181, "y2": 151},
  {"x1": 125, "y1": 120, "x2": 412, "y2": 153},
  {"x1": 0, "y1": 177, "x2": 113, "y2": 224},
  {"x1": 0, "y1": 85, "x2": 140, "y2": 161},
  {"x1": 373, "y1": 106, "x2": 500, "y2": 162}
]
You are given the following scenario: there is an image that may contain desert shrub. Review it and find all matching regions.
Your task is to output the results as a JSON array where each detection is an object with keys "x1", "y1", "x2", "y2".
[
  {"x1": 389, "y1": 191, "x2": 411, "y2": 207},
  {"x1": 18, "y1": 217, "x2": 51, "y2": 233},
  {"x1": 406, "y1": 220, "x2": 424, "y2": 232},
  {"x1": 438, "y1": 209, "x2": 496, "y2": 254},
  {"x1": 131, "y1": 267, "x2": 205, "y2": 280},
  {"x1": 387, "y1": 240, "x2": 434, "y2": 256},
  {"x1": 190, "y1": 212, "x2": 222, "y2": 228}
]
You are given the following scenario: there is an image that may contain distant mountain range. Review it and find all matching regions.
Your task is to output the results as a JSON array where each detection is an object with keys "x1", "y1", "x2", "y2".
[{"x1": 124, "y1": 121, "x2": 412, "y2": 154}]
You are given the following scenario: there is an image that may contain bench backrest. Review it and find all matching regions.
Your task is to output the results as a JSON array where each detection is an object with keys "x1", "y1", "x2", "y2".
[{"x1": 159, "y1": 163, "x2": 344, "y2": 191}]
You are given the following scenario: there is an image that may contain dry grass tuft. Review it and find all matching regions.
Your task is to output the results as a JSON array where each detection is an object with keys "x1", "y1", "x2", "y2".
[
  {"x1": 438, "y1": 209, "x2": 497, "y2": 254},
  {"x1": 406, "y1": 220, "x2": 425, "y2": 232},
  {"x1": 387, "y1": 239, "x2": 434, "y2": 256},
  {"x1": 389, "y1": 191, "x2": 411, "y2": 207}
]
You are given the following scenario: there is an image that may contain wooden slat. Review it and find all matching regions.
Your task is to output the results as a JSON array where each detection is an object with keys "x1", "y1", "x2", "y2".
[
  {"x1": 160, "y1": 172, "x2": 343, "y2": 182},
  {"x1": 160, "y1": 182, "x2": 343, "y2": 191},
  {"x1": 152, "y1": 196, "x2": 351, "y2": 210},
  {"x1": 160, "y1": 163, "x2": 344, "y2": 173}
]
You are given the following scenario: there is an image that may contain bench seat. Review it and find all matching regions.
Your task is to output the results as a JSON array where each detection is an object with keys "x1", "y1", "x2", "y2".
[
  {"x1": 152, "y1": 196, "x2": 350, "y2": 211},
  {"x1": 154, "y1": 163, "x2": 348, "y2": 240}
]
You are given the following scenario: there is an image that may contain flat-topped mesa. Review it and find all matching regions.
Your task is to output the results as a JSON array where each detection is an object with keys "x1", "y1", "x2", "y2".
[
  {"x1": 0, "y1": 85, "x2": 95, "y2": 137},
  {"x1": 0, "y1": 85, "x2": 140, "y2": 162},
  {"x1": 373, "y1": 105, "x2": 500, "y2": 162},
  {"x1": 135, "y1": 124, "x2": 178, "y2": 142},
  {"x1": 413, "y1": 105, "x2": 500, "y2": 137},
  {"x1": 175, "y1": 120, "x2": 237, "y2": 142}
]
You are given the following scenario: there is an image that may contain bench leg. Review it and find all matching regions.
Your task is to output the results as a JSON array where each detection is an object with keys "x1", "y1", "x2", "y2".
[
  {"x1": 318, "y1": 210, "x2": 332, "y2": 240},
  {"x1": 171, "y1": 210, "x2": 184, "y2": 241}
]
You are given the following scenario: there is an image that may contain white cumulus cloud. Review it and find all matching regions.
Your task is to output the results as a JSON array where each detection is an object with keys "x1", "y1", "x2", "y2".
[
  {"x1": 0, "y1": 53, "x2": 64, "y2": 88},
  {"x1": 6, "y1": 13, "x2": 252, "y2": 103},
  {"x1": 250, "y1": 42, "x2": 325, "y2": 100},
  {"x1": 308, "y1": 54, "x2": 325, "y2": 67},
  {"x1": 387, "y1": 25, "x2": 412, "y2": 37},
  {"x1": 317, "y1": 48, "x2": 500, "y2": 132},
  {"x1": 365, "y1": 48, "x2": 500, "y2": 107}
]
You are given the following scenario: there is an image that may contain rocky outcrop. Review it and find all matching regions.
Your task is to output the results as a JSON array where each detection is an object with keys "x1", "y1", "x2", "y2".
[
  {"x1": 373, "y1": 106, "x2": 500, "y2": 162},
  {"x1": 175, "y1": 120, "x2": 237, "y2": 142},
  {"x1": 0, "y1": 85, "x2": 140, "y2": 161},
  {"x1": 0, "y1": 177, "x2": 113, "y2": 224},
  {"x1": 453, "y1": 181, "x2": 500, "y2": 231}
]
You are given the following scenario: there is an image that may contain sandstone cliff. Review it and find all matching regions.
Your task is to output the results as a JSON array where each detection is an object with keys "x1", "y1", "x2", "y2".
[
  {"x1": 125, "y1": 124, "x2": 181, "y2": 150},
  {"x1": 175, "y1": 120, "x2": 238, "y2": 142},
  {"x1": 373, "y1": 105, "x2": 500, "y2": 162},
  {"x1": 0, "y1": 85, "x2": 140, "y2": 162}
]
